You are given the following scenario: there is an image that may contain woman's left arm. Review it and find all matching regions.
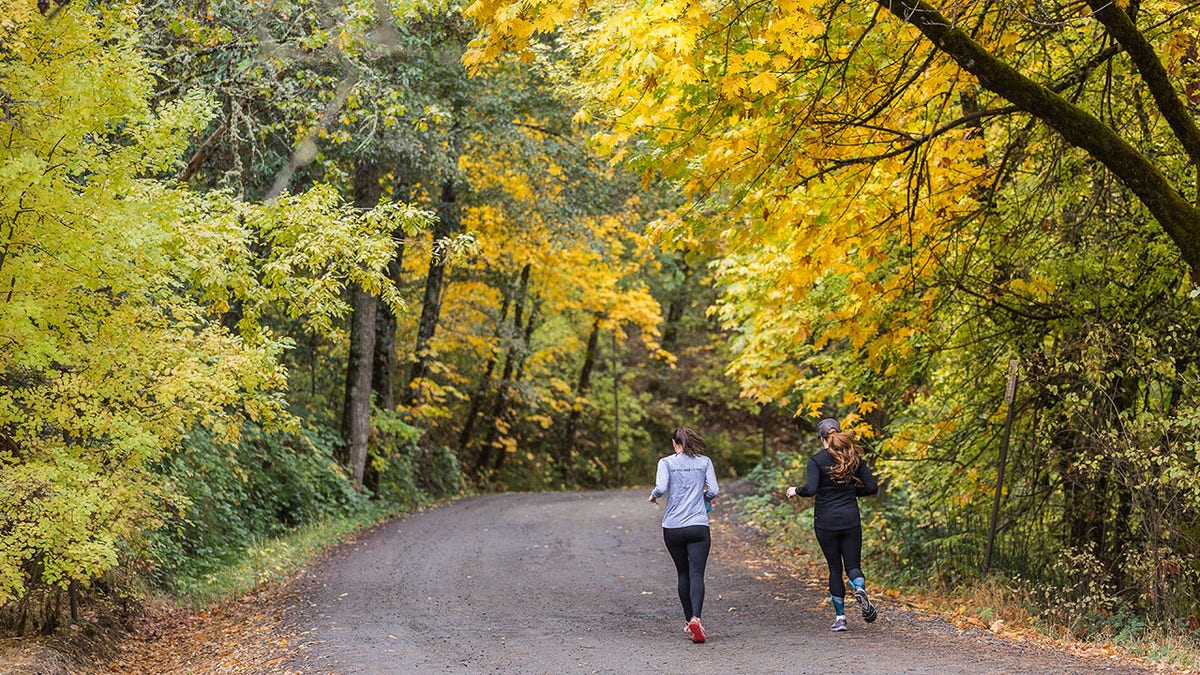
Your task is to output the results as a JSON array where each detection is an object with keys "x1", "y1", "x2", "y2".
[{"x1": 704, "y1": 458, "x2": 719, "y2": 501}]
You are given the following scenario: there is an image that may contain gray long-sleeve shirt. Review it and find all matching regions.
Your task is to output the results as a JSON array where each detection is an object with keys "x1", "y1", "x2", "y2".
[{"x1": 650, "y1": 453, "x2": 719, "y2": 529}]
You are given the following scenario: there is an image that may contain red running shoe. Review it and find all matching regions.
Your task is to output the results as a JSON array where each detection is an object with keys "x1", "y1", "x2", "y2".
[{"x1": 687, "y1": 618, "x2": 706, "y2": 643}]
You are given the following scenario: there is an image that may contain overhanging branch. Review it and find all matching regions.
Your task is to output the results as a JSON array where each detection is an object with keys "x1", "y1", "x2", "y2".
[{"x1": 876, "y1": 0, "x2": 1200, "y2": 282}]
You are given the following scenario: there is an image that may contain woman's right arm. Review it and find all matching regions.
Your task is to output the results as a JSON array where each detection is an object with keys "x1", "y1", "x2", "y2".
[
  {"x1": 796, "y1": 457, "x2": 820, "y2": 498},
  {"x1": 704, "y1": 457, "x2": 719, "y2": 501},
  {"x1": 650, "y1": 458, "x2": 669, "y2": 501}
]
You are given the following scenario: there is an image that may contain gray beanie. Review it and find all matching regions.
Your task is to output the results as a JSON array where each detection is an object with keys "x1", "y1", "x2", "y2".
[{"x1": 817, "y1": 418, "x2": 841, "y2": 438}]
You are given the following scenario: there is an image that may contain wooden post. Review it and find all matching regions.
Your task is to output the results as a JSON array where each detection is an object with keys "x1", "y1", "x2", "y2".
[
  {"x1": 983, "y1": 359, "x2": 1019, "y2": 576},
  {"x1": 761, "y1": 404, "x2": 769, "y2": 462}
]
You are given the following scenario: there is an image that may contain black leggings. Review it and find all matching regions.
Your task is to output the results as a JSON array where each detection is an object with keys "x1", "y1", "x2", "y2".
[
  {"x1": 814, "y1": 526, "x2": 863, "y2": 598},
  {"x1": 663, "y1": 525, "x2": 711, "y2": 620}
]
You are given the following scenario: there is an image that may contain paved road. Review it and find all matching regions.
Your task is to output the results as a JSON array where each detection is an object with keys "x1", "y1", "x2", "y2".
[{"x1": 278, "y1": 490, "x2": 1151, "y2": 674}]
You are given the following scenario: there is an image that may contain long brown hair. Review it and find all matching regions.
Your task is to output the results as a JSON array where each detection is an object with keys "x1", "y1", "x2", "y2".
[
  {"x1": 826, "y1": 431, "x2": 863, "y2": 485},
  {"x1": 673, "y1": 426, "x2": 708, "y2": 457}
]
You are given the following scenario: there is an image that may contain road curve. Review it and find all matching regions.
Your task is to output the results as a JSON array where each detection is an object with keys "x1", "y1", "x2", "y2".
[{"x1": 277, "y1": 489, "x2": 1150, "y2": 674}]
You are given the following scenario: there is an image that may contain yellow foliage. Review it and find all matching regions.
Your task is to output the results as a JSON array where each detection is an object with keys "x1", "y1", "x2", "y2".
[{"x1": 0, "y1": 2, "x2": 427, "y2": 603}]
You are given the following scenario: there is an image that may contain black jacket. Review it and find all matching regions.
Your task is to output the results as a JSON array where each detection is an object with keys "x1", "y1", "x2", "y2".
[{"x1": 797, "y1": 449, "x2": 878, "y2": 531}]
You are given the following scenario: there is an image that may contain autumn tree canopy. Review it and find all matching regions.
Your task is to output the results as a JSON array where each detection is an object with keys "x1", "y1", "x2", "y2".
[{"x1": 465, "y1": 0, "x2": 1200, "y2": 625}]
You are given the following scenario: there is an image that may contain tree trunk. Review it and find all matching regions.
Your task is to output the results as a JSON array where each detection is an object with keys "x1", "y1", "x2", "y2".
[
  {"x1": 405, "y1": 178, "x2": 458, "y2": 406},
  {"x1": 511, "y1": 301, "x2": 539, "y2": 383},
  {"x1": 68, "y1": 581, "x2": 78, "y2": 623},
  {"x1": 341, "y1": 160, "x2": 382, "y2": 491},
  {"x1": 492, "y1": 301, "x2": 539, "y2": 474},
  {"x1": 661, "y1": 254, "x2": 691, "y2": 351},
  {"x1": 372, "y1": 241, "x2": 405, "y2": 411},
  {"x1": 562, "y1": 314, "x2": 603, "y2": 465},
  {"x1": 477, "y1": 264, "x2": 531, "y2": 475},
  {"x1": 458, "y1": 280, "x2": 512, "y2": 463},
  {"x1": 342, "y1": 287, "x2": 377, "y2": 491}
]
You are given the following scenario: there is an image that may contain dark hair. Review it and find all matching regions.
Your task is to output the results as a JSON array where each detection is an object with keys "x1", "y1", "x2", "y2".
[
  {"x1": 672, "y1": 426, "x2": 708, "y2": 457},
  {"x1": 826, "y1": 430, "x2": 863, "y2": 486}
]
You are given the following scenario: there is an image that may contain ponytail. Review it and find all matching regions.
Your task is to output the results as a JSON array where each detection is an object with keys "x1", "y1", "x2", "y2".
[
  {"x1": 826, "y1": 431, "x2": 863, "y2": 486},
  {"x1": 672, "y1": 426, "x2": 708, "y2": 457}
]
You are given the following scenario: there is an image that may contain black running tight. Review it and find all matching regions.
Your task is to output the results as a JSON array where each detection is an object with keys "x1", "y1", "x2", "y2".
[
  {"x1": 814, "y1": 526, "x2": 863, "y2": 598},
  {"x1": 663, "y1": 525, "x2": 711, "y2": 620}
]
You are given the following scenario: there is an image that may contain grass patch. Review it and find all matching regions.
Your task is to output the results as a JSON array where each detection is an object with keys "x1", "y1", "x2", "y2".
[{"x1": 170, "y1": 502, "x2": 399, "y2": 609}]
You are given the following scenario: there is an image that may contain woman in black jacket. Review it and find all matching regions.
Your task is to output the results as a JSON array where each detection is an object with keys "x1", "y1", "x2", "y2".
[{"x1": 785, "y1": 418, "x2": 879, "y2": 631}]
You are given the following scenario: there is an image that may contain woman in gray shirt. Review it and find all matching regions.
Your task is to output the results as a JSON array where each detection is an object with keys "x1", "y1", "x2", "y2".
[{"x1": 649, "y1": 426, "x2": 719, "y2": 643}]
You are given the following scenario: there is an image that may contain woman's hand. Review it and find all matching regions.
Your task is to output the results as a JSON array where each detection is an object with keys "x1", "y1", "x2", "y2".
[
  {"x1": 649, "y1": 495, "x2": 658, "y2": 505},
  {"x1": 785, "y1": 486, "x2": 797, "y2": 499}
]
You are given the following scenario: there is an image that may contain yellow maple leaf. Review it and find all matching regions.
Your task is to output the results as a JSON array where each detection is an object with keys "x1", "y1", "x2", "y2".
[{"x1": 748, "y1": 71, "x2": 778, "y2": 94}]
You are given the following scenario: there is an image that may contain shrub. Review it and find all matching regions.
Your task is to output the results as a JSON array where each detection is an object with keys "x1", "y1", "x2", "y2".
[
  {"x1": 370, "y1": 408, "x2": 463, "y2": 503},
  {"x1": 145, "y1": 423, "x2": 368, "y2": 590}
]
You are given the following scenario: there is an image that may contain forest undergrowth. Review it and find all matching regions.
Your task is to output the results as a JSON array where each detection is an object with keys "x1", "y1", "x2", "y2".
[{"x1": 734, "y1": 468, "x2": 1200, "y2": 673}]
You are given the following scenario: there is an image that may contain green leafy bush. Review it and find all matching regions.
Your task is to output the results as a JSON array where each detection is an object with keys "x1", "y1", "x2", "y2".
[
  {"x1": 371, "y1": 408, "x2": 463, "y2": 502},
  {"x1": 146, "y1": 423, "x2": 367, "y2": 589}
]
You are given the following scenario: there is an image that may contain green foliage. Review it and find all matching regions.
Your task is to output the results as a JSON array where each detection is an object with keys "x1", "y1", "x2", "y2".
[
  {"x1": 147, "y1": 413, "x2": 463, "y2": 596},
  {"x1": 0, "y1": 0, "x2": 257, "y2": 606},
  {"x1": 1, "y1": 0, "x2": 428, "y2": 616},
  {"x1": 141, "y1": 0, "x2": 482, "y2": 200},
  {"x1": 413, "y1": 443, "x2": 466, "y2": 498},
  {"x1": 173, "y1": 187, "x2": 432, "y2": 340},
  {"x1": 146, "y1": 423, "x2": 367, "y2": 591},
  {"x1": 370, "y1": 408, "x2": 463, "y2": 503},
  {"x1": 554, "y1": 375, "x2": 656, "y2": 489},
  {"x1": 737, "y1": 458, "x2": 822, "y2": 554},
  {"x1": 1027, "y1": 544, "x2": 1154, "y2": 642}
]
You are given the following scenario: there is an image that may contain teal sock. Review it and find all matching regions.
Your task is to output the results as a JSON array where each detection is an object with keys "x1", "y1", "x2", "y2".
[
  {"x1": 851, "y1": 577, "x2": 866, "y2": 592},
  {"x1": 831, "y1": 596, "x2": 844, "y2": 615}
]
